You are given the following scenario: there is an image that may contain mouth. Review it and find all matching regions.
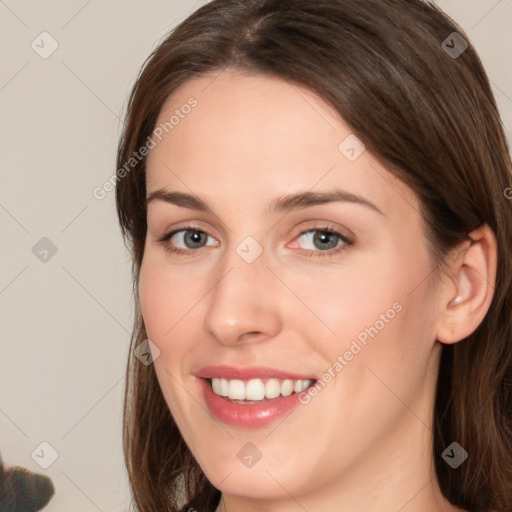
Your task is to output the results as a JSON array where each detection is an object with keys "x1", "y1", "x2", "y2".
[
  {"x1": 207, "y1": 377, "x2": 316, "y2": 403},
  {"x1": 194, "y1": 366, "x2": 318, "y2": 428}
]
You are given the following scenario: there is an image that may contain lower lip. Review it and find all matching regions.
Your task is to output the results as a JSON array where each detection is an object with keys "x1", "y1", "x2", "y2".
[{"x1": 198, "y1": 378, "x2": 308, "y2": 428}]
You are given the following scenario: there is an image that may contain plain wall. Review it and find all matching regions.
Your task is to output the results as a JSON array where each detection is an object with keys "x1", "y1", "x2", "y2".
[{"x1": 1, "y1": 1, "x2": 510, "y2": 510}]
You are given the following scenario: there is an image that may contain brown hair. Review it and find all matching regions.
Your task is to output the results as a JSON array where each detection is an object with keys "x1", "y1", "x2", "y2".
[{"x1": 115, "y1": 0, "x2": 512, "y2": 510}]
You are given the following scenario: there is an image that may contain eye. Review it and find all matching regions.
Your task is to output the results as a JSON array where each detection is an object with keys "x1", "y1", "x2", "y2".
[
  {"x1": 158, "y1": 227, "x2": 218, "y2": 254},
  {"x1": 157, "y1": 225, "x2": 353, "y2": 257},
  {"x1": 292, "y1": 227, "x2": 353, "y2": 257}
]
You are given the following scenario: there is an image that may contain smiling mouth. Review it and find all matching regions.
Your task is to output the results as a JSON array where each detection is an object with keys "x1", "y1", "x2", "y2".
[{"x1": 207, "y1": 377, "x2": 317, "y2": 402}]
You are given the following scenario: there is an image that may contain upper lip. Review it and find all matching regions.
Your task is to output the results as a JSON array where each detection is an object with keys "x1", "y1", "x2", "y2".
[{"x1": 194, "y1": 365, "x2": 317, "y2": 381}]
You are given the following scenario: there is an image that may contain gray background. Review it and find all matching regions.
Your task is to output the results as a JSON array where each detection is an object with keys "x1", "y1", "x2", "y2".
[{"x1": 1, "y1": 1, "x2": 510, "y2": 511}]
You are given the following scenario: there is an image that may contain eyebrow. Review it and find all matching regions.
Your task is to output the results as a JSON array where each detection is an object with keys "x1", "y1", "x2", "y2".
[{"x1": 146, "y1": 188, "x2": 384, "y2": 216}]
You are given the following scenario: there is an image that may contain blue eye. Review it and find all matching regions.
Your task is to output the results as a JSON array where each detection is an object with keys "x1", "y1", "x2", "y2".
[
  {"x1": 159, "y1": 228, "x2": 217, "y2": 254},
  {"x1": 294, "y1": 228, "x2": 352, "y2": 256},
  {"x1": 157, "y1": 225, "x2": 353, "y2": 257},
  {"x1": 296, "y1": 230, "x2": 341, "y2": 250}
]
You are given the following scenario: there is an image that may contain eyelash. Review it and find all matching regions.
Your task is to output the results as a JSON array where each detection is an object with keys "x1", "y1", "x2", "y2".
[{"x1": 156, "y1": 224, "x2": 354, "y2": 258}]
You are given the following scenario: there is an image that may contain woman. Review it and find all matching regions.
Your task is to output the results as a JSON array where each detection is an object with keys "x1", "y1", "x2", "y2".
[{"x1": 115, "y1": 0, "x2": 512, "y2": 510}]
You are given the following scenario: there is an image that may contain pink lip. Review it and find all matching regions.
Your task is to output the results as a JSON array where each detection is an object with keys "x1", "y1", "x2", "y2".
[
  {"x1": 194, "y1": 365, "x2": 317, "y2": 429},
  {"x1": 194, "y1": 365, "x2": 316, "y2": 381}
]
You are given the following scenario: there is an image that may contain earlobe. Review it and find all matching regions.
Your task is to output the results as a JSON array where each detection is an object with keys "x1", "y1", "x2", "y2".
[{"x1": 436, "y1": 224, "x2": 497, "y2": 345}]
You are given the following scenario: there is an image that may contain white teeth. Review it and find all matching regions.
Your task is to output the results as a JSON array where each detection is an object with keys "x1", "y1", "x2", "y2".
[
  {"x1": 212, "y1": 378, "x2": 222, "y2": 395},
  {"x1": 219, "y1": 378, "x2": 229, "y2": 396},
  {"x1": 228, "y1": 379, "x2": 245, "y2": 400},
  {"x1": 265, "y1": 378, "x2": 281, "y2": 399},
  {"x1": 245, "y1": 379, "x2": 265, "y2": 400},
  {"x1": 210, "y1": 377, "x2": 313, "y2": 401},
  {"x1": 211, "y1": 378, "x2": 229, "y2": 396},
  {"x1": 281, "y1": 379, "x2": 294, "y2": 397}
]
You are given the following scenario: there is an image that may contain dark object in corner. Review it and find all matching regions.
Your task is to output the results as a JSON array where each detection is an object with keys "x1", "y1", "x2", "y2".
[{"x1": 0, "y1": 455, "x2": 55, "y2": 512}]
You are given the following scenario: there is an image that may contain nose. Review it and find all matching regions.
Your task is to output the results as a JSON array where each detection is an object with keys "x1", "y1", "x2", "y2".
[{"x1": 203, "y1": 246, "x2": 282, "y2": 346}]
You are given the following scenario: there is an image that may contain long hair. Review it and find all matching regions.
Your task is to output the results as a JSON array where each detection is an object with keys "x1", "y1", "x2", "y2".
[{"x1": 115, "y1": 1, "x2": 512, "y2": 510}]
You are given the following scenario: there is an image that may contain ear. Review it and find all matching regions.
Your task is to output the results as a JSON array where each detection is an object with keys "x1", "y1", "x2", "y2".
[{"x1": 435, "y1": 224, "x2": 497, "y2": 344}]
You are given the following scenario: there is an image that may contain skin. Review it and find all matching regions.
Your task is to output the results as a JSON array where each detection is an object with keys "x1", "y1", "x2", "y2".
[{"x1": 139, "y1": 69, "x2": 497, "y2": 512}]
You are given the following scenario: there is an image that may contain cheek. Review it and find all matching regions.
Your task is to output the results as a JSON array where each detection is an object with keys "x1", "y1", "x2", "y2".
[
  {"x1": 138, "y1": 258, "x2": 203, "y2": 421},
  {"x1": 138, "y1": 252, "x2": 201, "y2": 342},
  {"x1": 138, "y1": 261, "x2": 167, "y2": 340},
  {"x1": 296, "y1": 242, "x2": 436, "y2": 374},
  {"x1": 138, "y1": 260, "x2": 189, "y2": 355},
  {"x1": 289, "y1": 261, "x2": 399, "y2": 348}
]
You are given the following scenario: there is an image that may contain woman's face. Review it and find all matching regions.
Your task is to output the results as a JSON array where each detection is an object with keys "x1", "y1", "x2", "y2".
[{"x1": 140, "y1": 70, "x2": 445, "y2": 504}]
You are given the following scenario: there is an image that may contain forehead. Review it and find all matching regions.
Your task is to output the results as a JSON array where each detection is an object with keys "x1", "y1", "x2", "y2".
[
  {"x1": 145, "y1": 70, "x2": 419, "y2": 218},
  {"x1": 149, "y1": 69, "x2": 343, "y2": 162}
]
